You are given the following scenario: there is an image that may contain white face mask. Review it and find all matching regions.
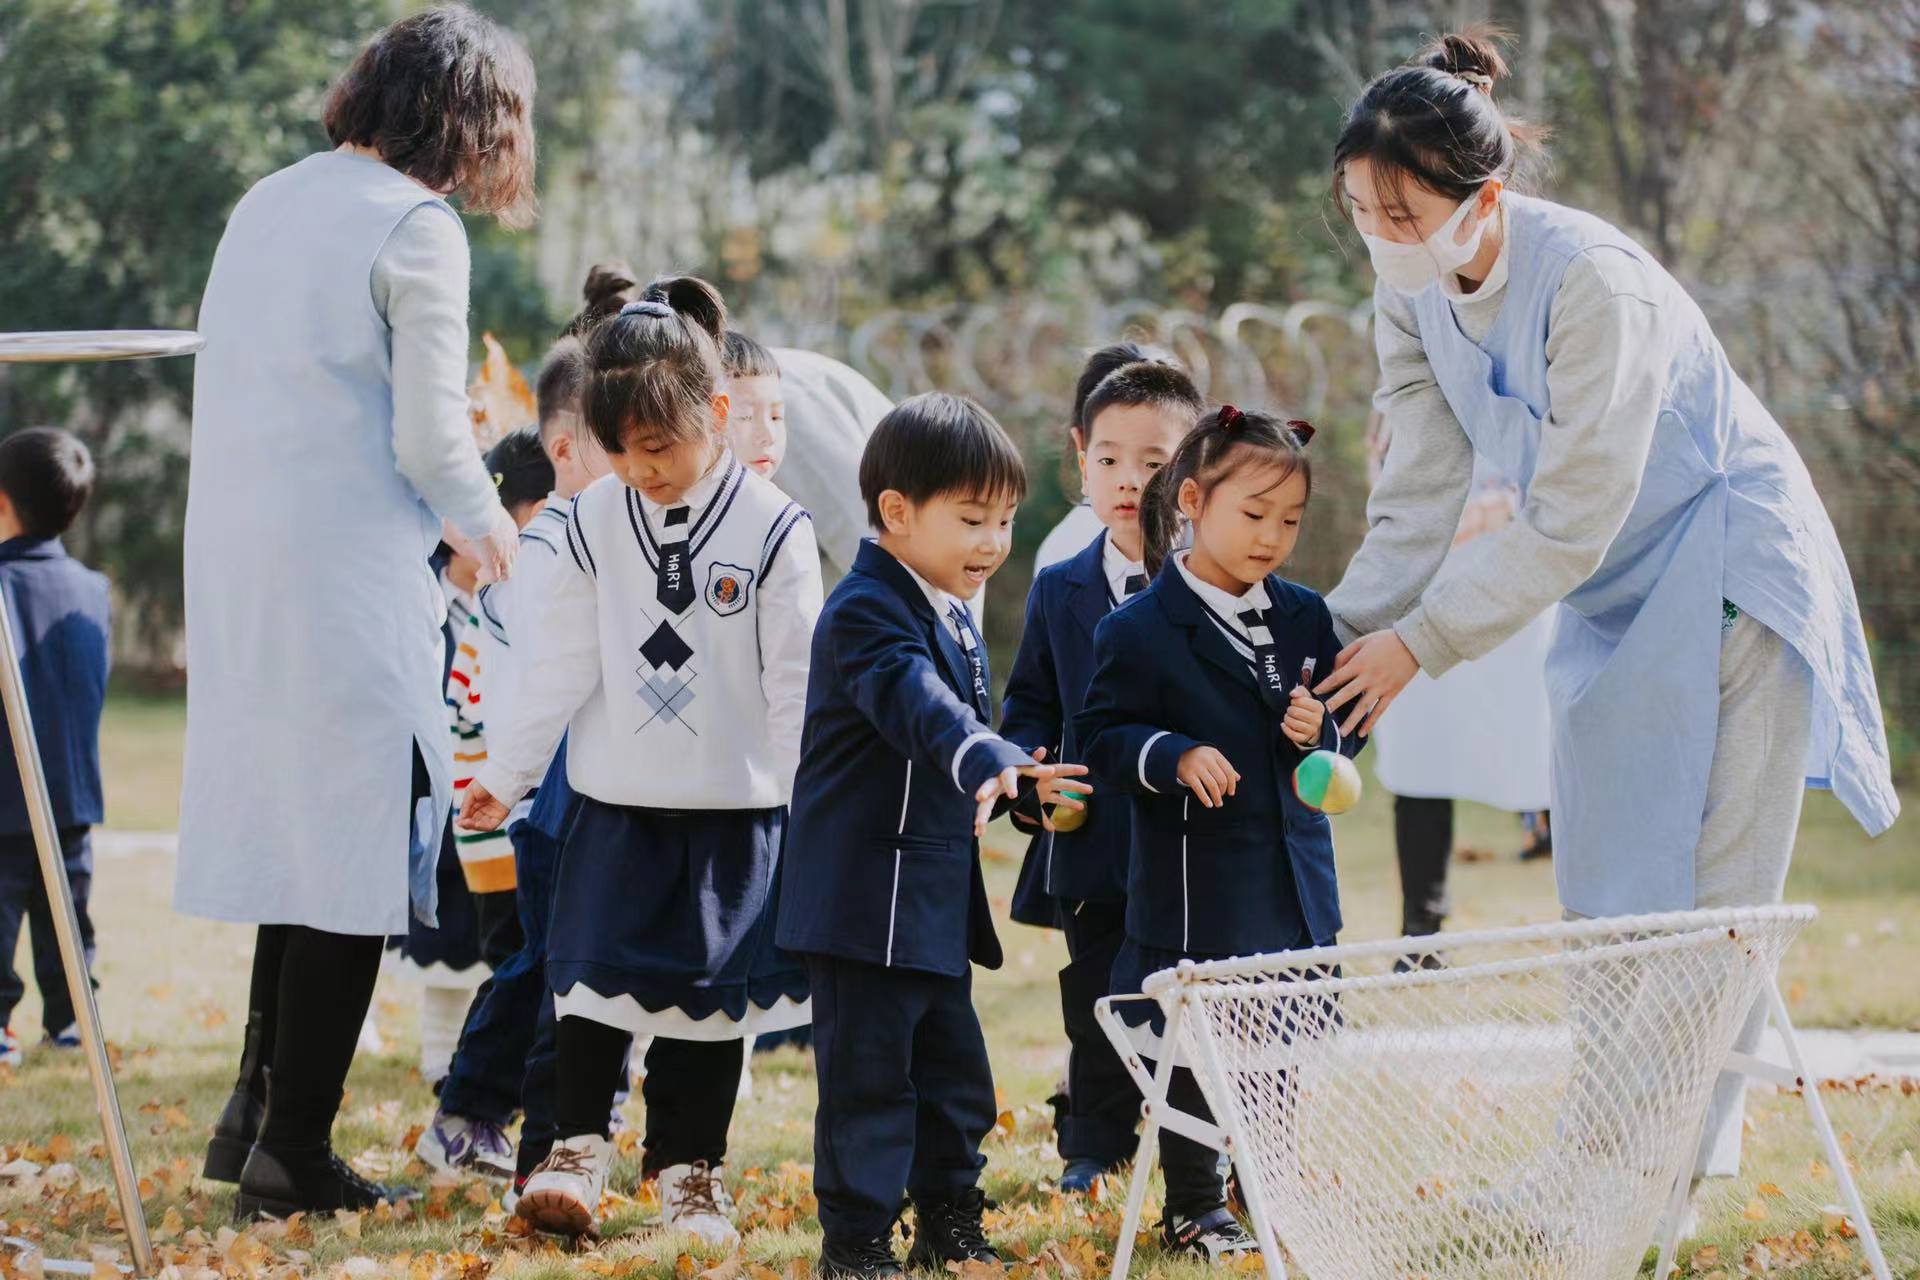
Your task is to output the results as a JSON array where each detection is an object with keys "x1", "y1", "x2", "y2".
[{"x1": 1360, "y1": 189, "x2": 1495, "y2": 294}]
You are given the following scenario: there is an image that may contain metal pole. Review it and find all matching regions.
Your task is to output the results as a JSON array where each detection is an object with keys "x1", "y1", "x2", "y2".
[
  {"x1": 0, "y1": 329, "x2": 204, "y2": 1278},
  {"x1": 0, "y1": 585, "x2": 154, "y2": 1275}
]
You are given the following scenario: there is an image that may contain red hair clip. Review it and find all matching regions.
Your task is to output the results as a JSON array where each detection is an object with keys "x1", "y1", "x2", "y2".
[
  {"x1": 1218, "y1": 404, "x2": 1244, "y2": 431},
  {"x1": 1286, "y1": 418, "x2": 1316, "y2": 445}
]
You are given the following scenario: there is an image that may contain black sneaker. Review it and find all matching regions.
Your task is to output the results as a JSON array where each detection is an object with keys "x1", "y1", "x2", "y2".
[
  {"x1": 819, "y1": 1232, "x2": 904, "y2": 1280},
  {"x1": 1160, "y1": 1205, "x2": 1259, "y2": 1264},
  {"x1": 905, "y1": 1187, "x2": 1000, "y2": 1269},
  {"x1": 235, "y1": 1143, "x2": 410, "y2": 1219}
]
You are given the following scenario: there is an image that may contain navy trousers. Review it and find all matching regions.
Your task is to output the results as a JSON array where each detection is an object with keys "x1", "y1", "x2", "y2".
[
  {"x1": 1056, "y1": 898, "x2": 1138, "y2": 1165},
  {"x1": 445, "y1": 825, "x2": 560, "y2": 1128},
  {"x1": 804, "y1": 953, "x2": 996, "y2": 1241},
  {"x1": 0, "y1": 829, "x2": 94, "y2": 1034},
  {"x1": 501, "y1": 819, "x2": 571, "y2": 1177}
]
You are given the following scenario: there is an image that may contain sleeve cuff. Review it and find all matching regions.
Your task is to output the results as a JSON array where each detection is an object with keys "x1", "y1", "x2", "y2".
[
  {"x1": 1143, "y1": 731, "x2": 1200, "y2": 795},
  {"x1": 1395, "y1": 607, "x2": 1461, "y2": 679},
  {"x1": 469, "y1": 763, "x2": 532, "y2": 816},
  {"x1": 954, "y1": 733, "x2": 1033, "y2": 797}
]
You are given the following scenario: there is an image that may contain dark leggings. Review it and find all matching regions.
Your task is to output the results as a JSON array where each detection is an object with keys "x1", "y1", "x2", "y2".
[
  {"x1": 1394, "y1": 795, "x2": 1453, "y2": 936},
  {"x1": 243, "y1": 923, "x2": 384, "y2": 1147},
  {"x1": 554, "y1": 1015, "x2": 743, "y2": 1175}
]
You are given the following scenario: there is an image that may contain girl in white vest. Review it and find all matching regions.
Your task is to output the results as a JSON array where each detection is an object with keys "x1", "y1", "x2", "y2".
[
  {"x1": 461, "y1": 276, "x2": 822, "y2": 1244},
  {"x1": 1314, "y1": 29, "x2": 1897, "y2": 1210},
  {"x1": 177, "y1": 8, "x2": 536, "y2": 1217}
]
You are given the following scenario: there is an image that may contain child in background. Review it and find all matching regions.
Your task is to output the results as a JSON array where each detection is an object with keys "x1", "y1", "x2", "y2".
[
  {"x1": 463, "y1": 276, "x2": 820, "y2": 1244},
  {"x1": 394, "y1": 531, "x2": 494, "y2": 1086},
  {"x1": 415, "y1": 424, "x2": 555, "y2": 1180},
  {"x1": 1000, "y1": 362, "x2": 1205, "y2": 1192},
  {"x1": 1075, "y1": 407, "x2": 1362, "y2": 1264},
  {"x1": 777, "y1": 393, "x2": 1087, "y2": 1280},
  {"x1": 0, "y1": 429, "x2": 108, "y2": 1067},
  {"x1": 721, "y1": 329, "x2": 787, "y2": 480},
  {"x1": 1031, "y1": 341, "x2": 1182, "y2": 574}
]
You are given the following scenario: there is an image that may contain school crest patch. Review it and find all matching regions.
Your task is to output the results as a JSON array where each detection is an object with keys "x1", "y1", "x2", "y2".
[{"x1": 705, "y1": 562, "x2": 754, "y2": 617}]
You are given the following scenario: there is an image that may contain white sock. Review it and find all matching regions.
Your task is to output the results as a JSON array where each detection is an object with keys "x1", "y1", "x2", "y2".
[{"x1": 419, "y1": 986, "x2": 468, "y2": 1084}]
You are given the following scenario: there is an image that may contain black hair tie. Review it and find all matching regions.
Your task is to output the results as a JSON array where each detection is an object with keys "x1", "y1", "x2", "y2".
[{"x1": 618, "y1": 300, "x2": 674, "y2": 319}]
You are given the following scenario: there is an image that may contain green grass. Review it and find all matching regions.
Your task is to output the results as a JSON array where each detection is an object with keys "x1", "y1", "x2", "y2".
[{"x1": 1, "y1": 695, "x2": 1916, "y2": 1277}]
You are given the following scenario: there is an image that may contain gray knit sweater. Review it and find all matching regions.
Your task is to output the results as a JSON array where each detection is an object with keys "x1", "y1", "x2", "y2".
[{"x1": 1326, "y1": 235, "x2": 1667, "y2": 676}]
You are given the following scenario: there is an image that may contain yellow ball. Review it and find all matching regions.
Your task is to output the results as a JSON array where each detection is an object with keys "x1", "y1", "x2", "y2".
[
  {"x1": 1293, "y1": 750, "x2": 1363, "y2": 815},
  {"x1": 1048, "y1": 788, "x2": 1089, "y2": 833}
]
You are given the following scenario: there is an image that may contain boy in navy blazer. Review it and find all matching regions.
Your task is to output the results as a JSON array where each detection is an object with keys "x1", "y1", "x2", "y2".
[
  {"x1": 778, "y1": 393, "x2": 1087, "y2": 1280},
  {"x1": 0, "y1": 429, "x2": 109, "y2": 1066},
  {"x1": 998, "y1": 361, "x2": 1202, "y2": 1191}
]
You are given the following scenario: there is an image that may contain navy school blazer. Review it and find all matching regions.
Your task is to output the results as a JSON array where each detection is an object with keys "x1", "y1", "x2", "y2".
[
  {"x1": 777, "y1": 539, "x2": 1033, "y2": 978},
  {"x1": 1073, "y1": 559, "x2": 1364, "y2": 957},
  {"x1": 999, "y1": 529, "x2": 1132, "y2": 914},
  {"x1": 0, "y1": 537, "x2": 111, "y2": 838}
]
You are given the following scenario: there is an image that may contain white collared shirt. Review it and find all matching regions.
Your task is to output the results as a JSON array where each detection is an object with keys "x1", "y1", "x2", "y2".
[
  {"x1": 1101, "y1": 534, "x2": 1148, "y2": 605},
  {"x1": 1174, "y1": 551, "x2": 1270, "y2": 655},
  {"x1": 900, "y1": 559, "x2": 965, "y2": 642}
]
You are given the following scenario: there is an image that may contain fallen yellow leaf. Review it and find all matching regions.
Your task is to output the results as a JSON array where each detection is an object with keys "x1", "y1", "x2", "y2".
[{"x1": 1742, "y1": 1197, "x2": 1768, "y2": 1222}]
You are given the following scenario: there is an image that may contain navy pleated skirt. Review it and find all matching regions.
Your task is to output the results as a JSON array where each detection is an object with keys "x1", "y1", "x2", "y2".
[{"x1": 546, "y1": 797, "x2": 809, "y2": 1039}]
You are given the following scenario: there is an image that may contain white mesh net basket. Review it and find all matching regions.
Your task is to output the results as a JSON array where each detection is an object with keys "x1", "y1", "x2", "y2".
[{"x1": 1124, "y1": 906, "x2": 1818, "y2": 1280}]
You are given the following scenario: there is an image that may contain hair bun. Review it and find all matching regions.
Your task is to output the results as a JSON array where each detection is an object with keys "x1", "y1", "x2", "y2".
[
  {"x1": 1286, "y1": 419, "x2": 1317, "y2": 445},
  {"x1": 641, "y1": 275, "x2": 728, "y2": 343},
  {"x1": 582, "y1": 260, "x2": 641, "y2": 309},
  {"x1": 1417, "y1": 25, "x2": 1510, "y2": 93}
]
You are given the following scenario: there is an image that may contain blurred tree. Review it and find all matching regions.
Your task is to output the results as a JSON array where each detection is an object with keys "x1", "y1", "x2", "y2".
[{"x1": 0, "y1": 0, "x2": 382, "y2": 654}]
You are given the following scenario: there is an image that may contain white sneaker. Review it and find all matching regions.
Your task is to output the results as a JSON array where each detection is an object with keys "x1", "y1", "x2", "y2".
[
  {"x1": 514, "y1": 1134, "x2": 610, "y2": 1237},
  {"x1": 659, "y1": 1160, "x2": 739, "y2": 1247}
]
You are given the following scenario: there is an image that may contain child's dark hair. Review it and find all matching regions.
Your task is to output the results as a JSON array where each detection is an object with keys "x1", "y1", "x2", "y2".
[
  {"x1": 535, "y1": 335, "x2": 587, "y2": 438},
  {"x1": 566, "y1": 260, "x2": 643, "y2": 336},
  {"x1": 581, "y1": 274, "x2": 728, "y2": 455},
  {"x1": 322, "y1": 5, "x2": 537, "y2": 229},
  {"x1": 0, "y1": 428, "x2": 95, "y2": 539},
  {"x1": 1139, "y1": 406, "x2": 1316, "y2": 576},
  {"x1": 1079, "y1": 362, "x2": 1205, "y2": 441},
  {"x1": 859, "y1": 392, "x2": 1027, "y2": 530},
  {"x1": 484, "y1": 425, "x2": 555, "y2": 512},
  {"x1": 721, "y1": 329, "x2": 780, "y2": 380},
  {"x1": 1070, "y1": 341, "x2": 1179, "y2": 441},
  {"x1": 1331, "y1": 25, "x2": 1548, "y2": 220}
]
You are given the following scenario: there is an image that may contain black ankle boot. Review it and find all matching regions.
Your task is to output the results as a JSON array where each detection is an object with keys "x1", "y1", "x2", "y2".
[
  {"x1": 235, "y1": 1086, "x2": 411, "y2": 1218},
  {"x1": 905, "y1": 1187, "x2": 998, "y2": 1269},
  {"x1": 203, "y1": 1011, "x2": 270, "y2": 1184},
  {"x1": 235, "y1": 1142, "x2": 399, "y2": 1219}
]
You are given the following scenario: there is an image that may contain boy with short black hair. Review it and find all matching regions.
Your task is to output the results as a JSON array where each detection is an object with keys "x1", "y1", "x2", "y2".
[
  {"x1": 0, "y1": 428, "x2": 109, "y2": 1067},
  {"x1": 777, "y1": 392, "x2": 1088, "y2": 1279}
]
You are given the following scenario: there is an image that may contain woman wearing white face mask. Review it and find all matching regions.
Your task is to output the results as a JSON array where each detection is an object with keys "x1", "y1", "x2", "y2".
[{"x1": 1314, "y1": 27, "x2": 1898, "y2": 1193}]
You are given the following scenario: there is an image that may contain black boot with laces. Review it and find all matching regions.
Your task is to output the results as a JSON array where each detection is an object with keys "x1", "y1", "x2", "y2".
[
  {"x1": 905, "y1": 1186, "x2": 1000, "y2": 1269},
  {"x1": 818, "y1": 1231, "x2": 904, "y2": 1280}
]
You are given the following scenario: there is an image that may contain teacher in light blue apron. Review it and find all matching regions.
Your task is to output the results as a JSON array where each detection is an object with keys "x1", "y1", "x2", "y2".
[
  {"x1": 1313, "y1": 29, "x2": 1898, "y2": 1192},
  {"x1": 176, "y1": 7, "x2": 535, "y2": 1217}
]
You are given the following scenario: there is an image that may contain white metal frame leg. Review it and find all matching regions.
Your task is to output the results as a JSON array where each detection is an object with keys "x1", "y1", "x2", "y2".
[{"x1": 1653, "y1": 980, "x2": 1889, "y2": 1280}]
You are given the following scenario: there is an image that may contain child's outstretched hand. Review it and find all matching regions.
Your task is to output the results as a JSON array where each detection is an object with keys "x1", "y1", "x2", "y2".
[
  {"x1": 1027, "y1": 746, "x2": 1094, "y2": 832},
  {"x1": 1177, "y1": 745, "x2": 1240, "y2": 808},
  {"x1": 459, "y1": 780, "x2": 510, "y2": 833},
  {"x1": 1283, "y1": 685, "x2": 1325, "y2": 748},
  {"x1": 974, "y1": 753, "x2": 1090, "y2": 836}
]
